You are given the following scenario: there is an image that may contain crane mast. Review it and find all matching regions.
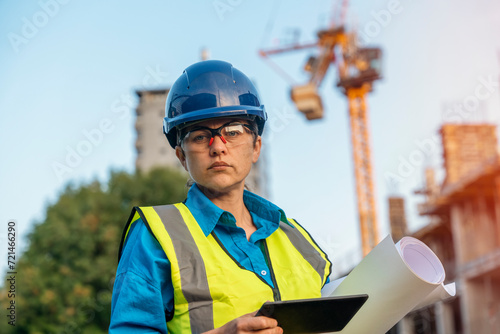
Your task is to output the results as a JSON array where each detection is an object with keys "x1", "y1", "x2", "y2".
[
  {"x1": 346, "y1": 84, "x2": 379, "y2": 255},
  {"x1": 259, "y1": 25, "x2": 382, "y2": 256}
]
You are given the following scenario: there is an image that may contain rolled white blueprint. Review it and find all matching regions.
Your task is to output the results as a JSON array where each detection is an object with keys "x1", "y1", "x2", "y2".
[
  {"x1": 322, "y1": 279, "x2": 455, "y2": 311},
  {"x1": 326, "y1": 235, "x2": 455, "y2": 334},
  {"x1": 411, "y1": 282, "x2": 456, "y2": 311}
]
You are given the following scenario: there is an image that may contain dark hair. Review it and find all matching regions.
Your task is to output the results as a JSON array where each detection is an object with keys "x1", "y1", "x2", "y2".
[{"x1": 246, "y1": 119, "x2": 259, "y2": 145}]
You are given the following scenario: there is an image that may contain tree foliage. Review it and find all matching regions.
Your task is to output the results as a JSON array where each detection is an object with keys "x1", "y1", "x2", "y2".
[{"x1": 1, "y1": 167, "x2": 188, "y2": 333}]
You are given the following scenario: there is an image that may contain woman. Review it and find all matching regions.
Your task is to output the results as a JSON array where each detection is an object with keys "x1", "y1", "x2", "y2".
[{"x1": 110, "y1": 60, "x2": 331, "y2": 333}]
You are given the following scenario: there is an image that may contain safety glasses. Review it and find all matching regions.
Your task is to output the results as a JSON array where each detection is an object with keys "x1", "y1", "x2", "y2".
[{"x1": 180, "y1": 122, "x2": 254, "y2": 148}]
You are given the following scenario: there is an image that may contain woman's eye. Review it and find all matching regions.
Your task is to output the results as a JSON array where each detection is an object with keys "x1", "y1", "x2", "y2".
[
  {"x1": 193, "y1": 135, "x2": 208, "y2": 142},
  {"x1": 189, "y1": 131, "x2": 209, "y2": 142},
  {"x1": 224, "y1": 125, "x2": 244, "y2": 137}
]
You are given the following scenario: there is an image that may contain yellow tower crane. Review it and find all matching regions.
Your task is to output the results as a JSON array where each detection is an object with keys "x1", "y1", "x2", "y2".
[{"x1": 259, "y1": 25, "x2": 382, "y2": 256}]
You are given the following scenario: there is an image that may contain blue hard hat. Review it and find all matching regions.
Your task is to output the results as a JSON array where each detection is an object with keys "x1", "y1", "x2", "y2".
[{"x1": 163, "y1": 60, "x2": 267, "y2": 148}]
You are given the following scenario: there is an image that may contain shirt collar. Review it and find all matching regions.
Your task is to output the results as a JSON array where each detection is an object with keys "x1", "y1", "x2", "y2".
[
  {"x1": 242, "y1": 189, "x2": 290, "y2": 227},
  {"x1": 184, "y1": 184, "x2": 291, "y2": 237}
]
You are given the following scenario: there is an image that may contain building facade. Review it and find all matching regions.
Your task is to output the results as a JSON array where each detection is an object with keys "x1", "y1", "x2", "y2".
[
  {"x1": 135, "y1": 89, "x2": 180, "y2": 172},
  {"x1": 392, "y1": 123, "x2": 500, "y2": 334}
]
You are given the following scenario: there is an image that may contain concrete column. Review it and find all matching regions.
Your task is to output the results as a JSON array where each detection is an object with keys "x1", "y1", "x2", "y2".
[
  {"x1": 459, "y1": 278, "x2": 487, "y2": 334},
  {"x1": 494, "y1": 176, "x2": 500, "y2": 248},
  {"x1": 435, "y1": 302, "x2": 454, "y2": 334},
  {"x1": 397, "y1": 315, "x2": 415, "y2": 334},
  {"x1": 455, "y1": 278, "x2": 472, "y2": 334},
  {"x1": 450, "y1": 204, "x2": 465, "y2": 266}
]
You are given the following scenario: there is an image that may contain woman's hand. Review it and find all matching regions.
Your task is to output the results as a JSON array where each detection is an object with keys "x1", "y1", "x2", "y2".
[{"x1": 203, "y1": 311, "x2": 283, "y2": 334}]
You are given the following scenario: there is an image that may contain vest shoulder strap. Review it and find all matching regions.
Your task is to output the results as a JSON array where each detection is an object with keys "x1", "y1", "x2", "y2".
[
  {"x1": 117, "y1": 204, "x2": 178, "y2": 263},
  {"x1": 282, "y1": 218, "x2": 332, "y2": 286}
]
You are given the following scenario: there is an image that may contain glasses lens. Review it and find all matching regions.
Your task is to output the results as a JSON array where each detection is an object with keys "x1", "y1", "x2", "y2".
[
  {"x1": 184, "y1": 129, "x2": 212, "y2": 145},
  {"x1": 181, "y1": 122, "x2": 253, "y2": 149},
  {"x1": 221, "y1": 124, "x2": 246, "y2": 143}
]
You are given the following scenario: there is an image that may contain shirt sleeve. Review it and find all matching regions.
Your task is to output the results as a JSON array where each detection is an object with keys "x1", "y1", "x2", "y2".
[{"x1": 109, "y1": 219, "x2": 174, "y2": 333}]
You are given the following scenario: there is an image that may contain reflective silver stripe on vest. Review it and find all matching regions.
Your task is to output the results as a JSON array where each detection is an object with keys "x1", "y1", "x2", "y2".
[
  {"x1": 153, "y1": 205, "x2": 214, "y2": 333},
  {"x1": 279, "y1": 221, "x2": 326, "y2": 280}
]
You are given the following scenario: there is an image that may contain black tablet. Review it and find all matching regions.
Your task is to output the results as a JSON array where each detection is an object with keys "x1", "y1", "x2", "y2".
[{"x1": 255, "y1": 294, "x2": 368, "y2": 333}]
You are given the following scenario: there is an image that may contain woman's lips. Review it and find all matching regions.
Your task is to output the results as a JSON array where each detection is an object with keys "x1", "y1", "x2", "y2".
[{"x1": 209, "y1": 161, "x2": 230, "y2": 170}]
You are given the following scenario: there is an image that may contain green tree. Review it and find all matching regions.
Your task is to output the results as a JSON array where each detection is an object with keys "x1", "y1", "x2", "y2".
[{"x1": 0, "y1": 167, "x2": 188, "y2": 334}]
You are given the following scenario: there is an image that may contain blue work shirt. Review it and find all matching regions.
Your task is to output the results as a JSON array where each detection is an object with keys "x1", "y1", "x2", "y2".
[{"x1": 109, "y1": 184, "x2": 292, "y2": 333}]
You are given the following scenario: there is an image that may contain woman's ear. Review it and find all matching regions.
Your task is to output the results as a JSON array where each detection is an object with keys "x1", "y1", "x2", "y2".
[
  {"x1": 175, "y1": 146, "x2": 188, "y2": 171},
  {"x1": 252, "y1": 136, "x2": 262, "y2": 163}
]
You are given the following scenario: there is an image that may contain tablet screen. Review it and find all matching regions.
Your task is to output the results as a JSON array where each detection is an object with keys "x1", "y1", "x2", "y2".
[{"x1": 255, "y1": 294, "x2": 368, "y2": 333}]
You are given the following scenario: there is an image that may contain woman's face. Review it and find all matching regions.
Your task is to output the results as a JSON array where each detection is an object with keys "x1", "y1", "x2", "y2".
[{"x1": 175, "y1": 118, "x2": 261, "y2": 194}]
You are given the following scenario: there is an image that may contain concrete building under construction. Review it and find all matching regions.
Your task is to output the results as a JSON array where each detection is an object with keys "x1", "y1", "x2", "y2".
[
  {"x1": 134, "y1": 88, "x2": 269, "y2": 197},
  {"x1": 390, "y1": 123, "x2": 500, "y2": 334}
]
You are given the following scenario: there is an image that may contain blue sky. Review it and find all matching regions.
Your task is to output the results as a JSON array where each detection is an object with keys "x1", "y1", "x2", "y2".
[{"x1": 1, "y1": 0, "x2": 499, "y2": 275}]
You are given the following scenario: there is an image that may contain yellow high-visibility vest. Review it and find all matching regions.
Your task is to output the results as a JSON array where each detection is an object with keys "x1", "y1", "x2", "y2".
[{"x1": 120, "y1": 203, "x2": 331, "y2": 333}]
